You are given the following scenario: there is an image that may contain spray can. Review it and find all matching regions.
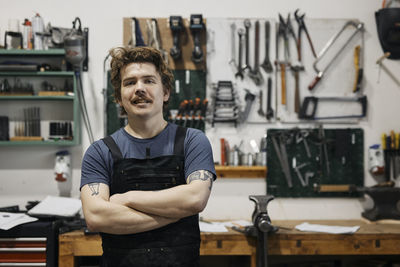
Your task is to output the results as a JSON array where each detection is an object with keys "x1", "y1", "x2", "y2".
[
  {"x1": 31, "y1": 13, "x2": 44, "y2": 50},
  {"x1": 22, "y1": 19, "x2": 33, "y2": 49}
]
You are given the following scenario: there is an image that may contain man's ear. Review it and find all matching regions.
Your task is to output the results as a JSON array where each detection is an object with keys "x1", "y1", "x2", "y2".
[{"x1": 163, "y1": 88, "x2": 170, "y2": 102}]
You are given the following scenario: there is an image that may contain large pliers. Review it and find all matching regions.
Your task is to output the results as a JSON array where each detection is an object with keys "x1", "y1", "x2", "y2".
[{"x1": 294, "y1": 9, "x2": 317, "y2": 60}]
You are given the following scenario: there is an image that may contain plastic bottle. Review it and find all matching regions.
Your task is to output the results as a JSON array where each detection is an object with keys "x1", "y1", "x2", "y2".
[
  {"x1": 31, "y1": 13, "x2": 44, "y2": 50},
  {"x1": 22, "y1": 19, "x2": 33, "y2": 49}
]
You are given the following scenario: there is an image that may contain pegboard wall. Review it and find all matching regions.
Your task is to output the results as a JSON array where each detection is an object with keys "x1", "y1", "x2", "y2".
[
  {"x1": 206, "y1": 17, "x2": 366, "y2": 125},
  {"x1": 123, "y1": 17, "x2": 207, "y2": 71},
  {"x1": 266, "y1": 127, "x2": 364, "y2": 198}
]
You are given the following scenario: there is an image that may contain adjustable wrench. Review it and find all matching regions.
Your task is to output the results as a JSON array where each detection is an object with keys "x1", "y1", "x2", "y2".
[
  {"x1": 235, "y1": 28, "x2": 245, "y2": 79},
  {"x1": 243, "y1": 19, "x2": 252, "y2": 71},
  {"x1": 261, "y1": 21, "x2": 273, "y2": 73},
  {"x1": 249, "y1": 20, "x2": 264, "y2": 86}
]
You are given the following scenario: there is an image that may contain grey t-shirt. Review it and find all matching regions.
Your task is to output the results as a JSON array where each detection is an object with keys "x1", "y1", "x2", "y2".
[{"x1": 80, "y1": 123, "x2": 216, "y2": 189}]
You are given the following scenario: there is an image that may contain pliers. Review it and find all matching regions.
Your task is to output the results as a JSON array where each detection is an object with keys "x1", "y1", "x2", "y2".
[{"x1": 295, "y1": 9, "x2": 317, "y2": 60}]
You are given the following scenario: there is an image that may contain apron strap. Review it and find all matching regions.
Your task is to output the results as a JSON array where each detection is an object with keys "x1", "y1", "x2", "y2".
[
  {"x1": 173, "y1": 126, "x2": 187, "y2": 156},
  {"x1": 102, "y1": 136, "x2": 123, "y2": 162}
]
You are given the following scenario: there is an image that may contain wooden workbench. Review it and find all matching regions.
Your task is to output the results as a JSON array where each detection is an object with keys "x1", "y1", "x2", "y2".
[{"x1": 59, "y1": 220, "x2": 400, "y2": 267}]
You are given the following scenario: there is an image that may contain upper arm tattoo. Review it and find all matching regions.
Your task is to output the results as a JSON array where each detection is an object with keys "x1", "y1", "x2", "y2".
[
  {"x1": 187, "y1": 170, "x2": 214, "y2": 190},
  {"x1": 88, "y1": 183, "x2": 100, "y2": 196}
]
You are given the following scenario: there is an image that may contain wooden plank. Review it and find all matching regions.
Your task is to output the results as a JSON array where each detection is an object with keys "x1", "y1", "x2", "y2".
[
  {"x1": 215, "y1": 165, "x2": 267, "y2": 178},
  {"x1": 123, "y1": 17, "x2": 207, "y2": 71}
]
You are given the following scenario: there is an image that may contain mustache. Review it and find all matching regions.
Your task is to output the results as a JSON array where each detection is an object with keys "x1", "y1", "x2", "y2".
[{"x1": 131, "y1": 91, "x2": 152, "y2": 102}]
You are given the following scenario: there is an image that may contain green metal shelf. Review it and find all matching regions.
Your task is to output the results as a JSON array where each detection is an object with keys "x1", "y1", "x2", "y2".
[
  {"x1": 0, "y1": 140, "x2": 79, "y2": 146},
  {"x1": 0, "y1": 71, "x2": 74, "y2": 76},
  {"x1": 0, "y1": 95, "x2": 75, "y2": 100},
  {"x1": 0, "y1": 49, "x2": 65, "y2": 56}
]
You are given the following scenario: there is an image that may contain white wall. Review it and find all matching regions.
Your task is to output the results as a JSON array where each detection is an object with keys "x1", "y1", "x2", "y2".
[{"x1": 1, "y1": 0, "x2": 399, "y2": 221}]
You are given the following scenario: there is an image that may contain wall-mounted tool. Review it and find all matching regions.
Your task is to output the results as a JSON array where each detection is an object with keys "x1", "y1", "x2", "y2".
[
  {"x1": 190, "y1": 14, "x2": 205, "y2": 63},
  {"x1": 276, "y1": 14, "x2": 296, "y2": 108},
  {"x1": 129, "y1": 17, "x2": 145, "y2": 47},
  {"x1": 261, "y1": 21, "x2": 273, "y2": 73},
  {"x1": 266, "y1": 77, "x2": 274, "y2": 120},
  {"x1": 243, "y1": 19, "x2": 252, "y2": 72},
  {"x1": 235, "y1": 28, "x2": 245, "y2": 79},
  {"x1": 352, "y1": 45, "x2": 363, "y2": 92},
  {"x1": 271, "y1": 133, "x2": 293, "y2": 188},
  {"x1": 294, "y1": 9, "x2": 317, "y2": 60},
  {"x1": 229, "y1": 23, "x2": 237, "y2": 69},
  {"x1": 211, "y1": 81, "x2": 239, "y2": 127},
  {"x1": 249, "y1": 20, "x2": 264, "y2": 86},
  {"x1": 299, "y1": 95, "x2": 367, "y2": 120},
  {"x1": 169, "y1": 16, "x2": 184, "y2": 60},
  {"x1": 241, "y1": 89, "x2": 256, "y2": 122},
  {"x1": 308, "y1": 20, "x2": 364, "y2": 91},
  {"x1": 293, "y1": 9, "x2": 315, "y2": 115},
  {"x1": 64, "y1": 17, "x2": 94, "y2": 143},
  {"x1": 146, "y1": 18, "x2": 167, "y2": 62}
]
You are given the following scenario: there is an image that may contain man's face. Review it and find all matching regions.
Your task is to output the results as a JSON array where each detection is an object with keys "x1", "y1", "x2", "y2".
[{"x1": 119, "y1": 62, "x2": 169, "y2": 120}]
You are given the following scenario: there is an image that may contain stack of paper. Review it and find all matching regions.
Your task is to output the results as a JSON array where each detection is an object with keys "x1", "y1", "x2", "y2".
[
  {"x1": 27, "y1": 196, "x2": 81, "y2": 217},
  {"x1": 0, "y1": 212, "x2": 38, "y2": 230}
]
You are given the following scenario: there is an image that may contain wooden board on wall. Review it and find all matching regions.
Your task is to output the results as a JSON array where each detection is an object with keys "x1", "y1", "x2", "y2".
[{"x1": 123, "y1": 17, "x2": 207, "y2": 70}]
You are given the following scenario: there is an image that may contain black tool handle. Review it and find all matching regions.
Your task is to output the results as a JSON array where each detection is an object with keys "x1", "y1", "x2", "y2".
[
  {"x1": 358, "y1": 95, "x2": 367, "y2": 117},
  {"x1": 298, "y1": 96, "x2": 318, "y2": 119}
]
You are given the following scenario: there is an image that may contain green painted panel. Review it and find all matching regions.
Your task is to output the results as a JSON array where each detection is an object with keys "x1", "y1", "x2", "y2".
[{"x1": 266, "y1": 128, "x2": 364, "y2": 198}]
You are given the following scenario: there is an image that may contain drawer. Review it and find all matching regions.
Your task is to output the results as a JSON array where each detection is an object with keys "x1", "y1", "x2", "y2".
[{"x1": 0, "y1": 238, "x2": 46, "y2": 265}]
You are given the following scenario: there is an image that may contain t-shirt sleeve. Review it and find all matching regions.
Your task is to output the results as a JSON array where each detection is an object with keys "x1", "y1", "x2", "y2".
[
  {"x1": 184, "y1": 128, "x2": 216, "y2": 180},
  {"x1": 80, "y1": 140, "x2": 112, "y2": 190}
]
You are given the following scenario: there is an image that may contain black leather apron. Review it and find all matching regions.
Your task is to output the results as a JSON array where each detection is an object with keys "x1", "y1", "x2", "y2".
[{"x1": 100, "y1": 126, "x2": 200, "y2": 267}]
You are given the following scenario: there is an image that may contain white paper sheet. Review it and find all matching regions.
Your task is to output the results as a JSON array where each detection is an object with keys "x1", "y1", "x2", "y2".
[
  {"x1": 27, "y1": 196, "x2": 81, "y2": 217},
  {"x1": 0, "y1": 212, "x2": 38, "y2": 230},
  {"x1": 295, "y1": 222, "x2": 360, "y2": 234},
  {"x1": 199, "y1": 221, "x2": 228, "y2": 232}
]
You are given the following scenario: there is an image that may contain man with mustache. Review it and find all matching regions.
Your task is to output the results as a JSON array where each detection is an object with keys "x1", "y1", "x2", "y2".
[{"x1": 80, "y1": 46, "x2": 216, "y2": 267}]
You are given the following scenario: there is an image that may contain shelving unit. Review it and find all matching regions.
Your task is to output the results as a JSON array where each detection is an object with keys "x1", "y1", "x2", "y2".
[
  {"x1": 215, "y1": 165, "x2": 267, "y2": 178},
  {"x1": 0, "y1": 49, "x2": 80, "y2": 146}
]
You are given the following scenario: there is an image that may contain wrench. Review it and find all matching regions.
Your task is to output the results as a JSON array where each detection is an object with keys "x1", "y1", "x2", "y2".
[
  {"x1": 257, "y1": 89, "x2": 265, "y2": 117},
  {"x1": 235, "y1": 28, "x2": 245, "y2": 79},
  {"x1": 243, "y1": 19, "x2": 252, "y2": 71},
  {"x1": 266, "y1": 77, "x2": 274, "y2": 120},
  {"x1": 229, "y1": 23, "x2": 237, "y2": 68},
  {"x1": 249, "y1": 20, "x2": 264, "y2": 86},
  {"x1": 261, "y1": 21, "x2": 273, "y2": 73}
]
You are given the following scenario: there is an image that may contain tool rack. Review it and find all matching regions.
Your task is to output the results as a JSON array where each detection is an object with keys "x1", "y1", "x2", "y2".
[{"x1": 0, "y1": 49, "x2": 81, "y2": 146}]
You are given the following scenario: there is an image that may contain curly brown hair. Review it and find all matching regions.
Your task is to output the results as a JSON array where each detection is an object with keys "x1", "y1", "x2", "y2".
[{"x1": 109, "y1": 46, "x2": 173, "y2": 114}]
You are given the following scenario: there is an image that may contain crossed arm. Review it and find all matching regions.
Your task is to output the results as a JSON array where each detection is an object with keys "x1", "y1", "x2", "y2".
[{"x1": 81, "y1": 170, "x2": 214, "y2": 235}]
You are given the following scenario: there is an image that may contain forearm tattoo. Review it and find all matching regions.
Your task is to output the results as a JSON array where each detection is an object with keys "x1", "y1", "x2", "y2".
[
  {"x1": 88, "y1": 183, "x2": 100, "y2": 196},
  {"x1": 187, "y1": 170, "x2": 214, "y2": 190}
]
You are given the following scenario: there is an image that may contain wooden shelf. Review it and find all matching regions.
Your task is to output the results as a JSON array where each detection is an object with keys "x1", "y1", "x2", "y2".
[
  {"x1": 215, "y1": 165, "x2": 267, "y2": 178},
  {"x1": 0, "y1": 49, "x2": 65, "y2": 55}
]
